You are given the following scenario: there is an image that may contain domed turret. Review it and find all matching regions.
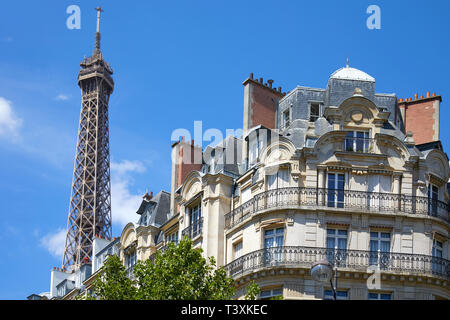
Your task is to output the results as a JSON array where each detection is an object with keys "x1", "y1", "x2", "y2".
[{"x1": 330, "y1": 60, "x2": 375, "y2": 82}]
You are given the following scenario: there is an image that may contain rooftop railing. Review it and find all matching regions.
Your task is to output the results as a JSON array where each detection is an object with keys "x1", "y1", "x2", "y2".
[
  {"x1": 225, "y1": 246, "x2": 450, "y2": 281},
  {"x1": 225, "y1": 187, "x2": 449, "y2": 230}
]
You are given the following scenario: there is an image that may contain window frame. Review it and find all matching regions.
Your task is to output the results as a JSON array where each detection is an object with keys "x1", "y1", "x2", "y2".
[
  {"x1": 259, "y1": 287, "x2": 283, "y2": 300},
  {"x1": 368, "y1": 292, "x2": 392, "y2": 300},
  {"x1": 344, "y1": 130, "x2": 370, "y2": 153},
  {"x1": 233, "y1": 241, "x2": 243, "y2": 260},
  {"x1": 282, "y1": 108, "x2": 291, "y2": 129},
  {"x1": 327, "y1": 172, "x2": 345, "y2": 208},
  {"x1": 309, "y1": 102, "x2": 321, "y2": 122},
  {"x1": 324, "y1": 289, "x2": 348, "y2": 300}
]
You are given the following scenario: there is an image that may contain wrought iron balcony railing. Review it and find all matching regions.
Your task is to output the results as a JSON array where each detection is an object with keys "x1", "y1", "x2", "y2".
[
  {"x1": 225, "y1": 187, "x2": 449, "y2": 230},
  {"x1": 181, "y1": 218, "x2": 203, "y2": 239},
  {"x1": 225, "y1": 246, "x2": 450, "y2": 281}
]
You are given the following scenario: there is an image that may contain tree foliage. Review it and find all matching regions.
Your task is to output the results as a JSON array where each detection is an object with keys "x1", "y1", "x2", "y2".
[
  {"x1": 91, "y1": 253, "x2": 136, "y2": 300},
  {"x1": 244, "y1": 281, "x2": 260, "y2": 300},
  {"x1": 91, "y1": 237, "x2": 237, "y2": 300}
]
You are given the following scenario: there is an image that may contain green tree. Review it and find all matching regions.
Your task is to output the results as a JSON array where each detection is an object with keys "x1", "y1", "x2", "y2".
[
  {"x1": 91, "y1": 254, "x2": 137, "y2": 300},
  {"x1": 244, "y1": 281, "x2": 260, "y2": 300},
  {"x1": 133, "y1": 237, "x2": 235, "y2": 299},
  {"x1": 91, "y1": 237, "x2": 236, "y2": 300}
]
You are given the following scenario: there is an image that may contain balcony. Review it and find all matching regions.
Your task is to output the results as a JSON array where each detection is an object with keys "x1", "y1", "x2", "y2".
[
  {"x1": 224, "y1": 187, "x2": 449, "y2": 230},
  {"x1": 344, "y1": 137, "x2": 375, "y2": 153},
  {"x1": 182, "y1": 218, "x2": 203, "y2": 239},
  {"x1": 225, "y1": 246, "x2": 450, "y2": 281}
]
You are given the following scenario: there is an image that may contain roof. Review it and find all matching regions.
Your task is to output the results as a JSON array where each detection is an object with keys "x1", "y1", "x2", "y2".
[{"x1": 330, "y1": 66, "x2": 375, "y2": 82}]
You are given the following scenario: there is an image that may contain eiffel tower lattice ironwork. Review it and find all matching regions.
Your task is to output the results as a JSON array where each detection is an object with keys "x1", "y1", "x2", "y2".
[{"x1": 62, "y1": 7, "x2": 114, "y2": 271}]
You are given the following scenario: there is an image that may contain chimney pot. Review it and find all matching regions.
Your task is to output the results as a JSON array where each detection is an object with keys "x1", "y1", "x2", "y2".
[
  {"x1": 259, "y1": 77, "x2": 263, "y2": 83},
  {"x1": 191, "y1": 139, "x2": 194, "y2": 145},
  {"x1": 426, "y1": 92, "x2": 430, "y2": 98},
  {"x1": 250, "y1": 73, "x2": 254, "y2": 80},
  {"x1": 414, "y1": 94, "x2": 418, "y2": 100},
  {"x1": 420, "y1": 95, "x2": 423, "y2": 99},
  {"x1": 399, "y1": 98, "x2": 403, "y2": 102},
  {"x1": 267, "y1": 79, "x2": 274, "y2": 88},
  {"x1": 278, "y1": 87, "x2": 281, "y2": 92},
  {"x1": 432, "y1": 93, "x2": 436, "y2": 97}
]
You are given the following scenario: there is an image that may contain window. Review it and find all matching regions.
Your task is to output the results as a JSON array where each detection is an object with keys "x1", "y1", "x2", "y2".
[
  {"x1": 165, "y1": 231, "x2": 179, "y2": 245},
  {"x1": 267, "y1": 170, "x2": 290, "y2": 190},
  {"x1": 310, "y1": 103, "x2": 321, "y2": 122},
  {"x1": 368, "y1": 175, "x2": 392, "y2": 209},
  {"x1": 266, "y1": 169, "x2": 290, "y2": 207},
  {"x1": 248, "y1": 132, "x2": 267, "y2": 168},
  {"x1": 264, "y1": 228, "x2": 284, "y2": 264},
  {"x1": 368, "y1": 292, "x2": 392, "y2": 300},
  {"x1": 324, "y1": 290, "x2": 348, "y2": 300},
  {"x1": 327, "y1": 173, "x2": 345, "y2": 208},
  {"x1": 189, "y1": 203, "x2": 202, "y2": 238},
  {"x1": 241, "y1": 187, "x2": 251, "y2": 204},
  {"x1": 326, "y1": 229, "x2": 348, "y2": 265},
  {"x1": 428, "y1": 184, "x2": 439, "y2": 216},
  {"x1": 327, "y1": 229, "x2": 348, "y2": 250},
  {"x1": 345, "y1": 131, "x2": 370, "y2": 153},
  {"x1": 125, "y1": 251, "x2": 137, "y2": 269},
  {"x1": 264, "y1": 228, "x2": 284, "y2": 248},
  {"x1": 283, "y1": 109, "x2": 290, "y2": 128},
  {"x1": 260, "y1": 288, "x2": 283, "y2": 300},
  {"x1": 432, "y1": 239, "x2": 443, "y2": 274},
  {"x1": 370, "y1": 231, "x2": 391, "y2": 267},
  {"x1": 233, "y1": 241, "x2": 243, "y2": 259},
  {"x1": 141, "y1": 214, "x2": 148, "y2": 226}
]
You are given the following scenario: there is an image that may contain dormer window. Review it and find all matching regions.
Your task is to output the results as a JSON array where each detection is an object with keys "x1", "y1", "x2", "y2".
[
  {"x1": 310, "y1": 103, "x2": 321, "y2": 122},
  {"x1": 248, "y1": 134, "x2": 265, "y2": 167},
  {"x1": 282, "y1": 109, "x2": 290, "y2": 129},
  {"x1": 141, "y1": 214, "x2": 148, "y2": 226},
  {"x1": 345, "y1": 131, "x2": 370, "y2": 153}
]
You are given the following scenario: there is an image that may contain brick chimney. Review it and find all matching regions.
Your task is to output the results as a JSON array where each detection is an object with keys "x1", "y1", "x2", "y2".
[
  {"x1": 170, "y1": 138, "x2": 203, "y2": 214},
  {"x1": 398, "y1": 93, "x2": 442, "y2": 145},
  {"x1": 242, "y1": 73, "x2": 285, "y2": 160}
]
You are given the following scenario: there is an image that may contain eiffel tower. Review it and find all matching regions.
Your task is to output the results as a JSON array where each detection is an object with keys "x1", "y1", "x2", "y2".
[{"x1": 62, "y1": 7, "x2": 114, "y2": 271}]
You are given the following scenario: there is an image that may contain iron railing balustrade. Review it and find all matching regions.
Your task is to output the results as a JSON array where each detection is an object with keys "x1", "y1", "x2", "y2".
[
  {"x1": 225, "y1": 187, "x2": 449, "y2": 230},
  {"x1": 224, "y1": 246, "x2": 450, "y2": 280},
  {"x1": 181, "y1": 218, "x2": 203, "y2": 239}
]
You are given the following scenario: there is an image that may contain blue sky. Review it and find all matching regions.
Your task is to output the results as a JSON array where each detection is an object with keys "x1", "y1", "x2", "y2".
[{"x1": 0, "y1": 0, "x2": 449, "y2": 299}]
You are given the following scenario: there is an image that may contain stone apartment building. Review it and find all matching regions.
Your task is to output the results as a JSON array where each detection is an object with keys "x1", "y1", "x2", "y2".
[{"x1": 44, "y1": 63, "x2": 449, "y2": 300}]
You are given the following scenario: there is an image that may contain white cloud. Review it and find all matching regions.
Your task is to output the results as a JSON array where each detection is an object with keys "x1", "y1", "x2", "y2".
[
  {"x1": 55, "y1": 94, "x2": 70, "y2": 101},
  {"x1": 111, "y1": 160, "x2": 146, "y2": 176},
  {"x1": 40, "y1": 228, "x2": 66, "y2": 258},
  {"x1": 110, "y1": 160, "x2": 146, "y2": 227},
  {"x1": 0, "y1": 97, "x2": 22, "y2": 137}
]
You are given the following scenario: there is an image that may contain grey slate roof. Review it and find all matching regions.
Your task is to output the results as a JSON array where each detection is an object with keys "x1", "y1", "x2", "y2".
[{"x1": 137, "y1": 191, "x2": 171, "y2": 227}]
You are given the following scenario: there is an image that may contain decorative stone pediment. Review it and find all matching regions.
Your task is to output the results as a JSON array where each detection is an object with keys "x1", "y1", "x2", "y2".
[
  {"x1": 425, "y1": 150, "x2": 450, "y2": 182},
  {"x1": 181, "y1": 171, "x2": 203, "y2": 203},
  {"x1": 259, "y1": 137, "x2": 295, "y2": 168}
]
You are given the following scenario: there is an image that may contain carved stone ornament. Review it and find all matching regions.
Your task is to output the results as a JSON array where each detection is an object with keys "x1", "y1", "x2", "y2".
[{"x1": 351, "y1": 111, "x2": 364, "y2": 122}]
